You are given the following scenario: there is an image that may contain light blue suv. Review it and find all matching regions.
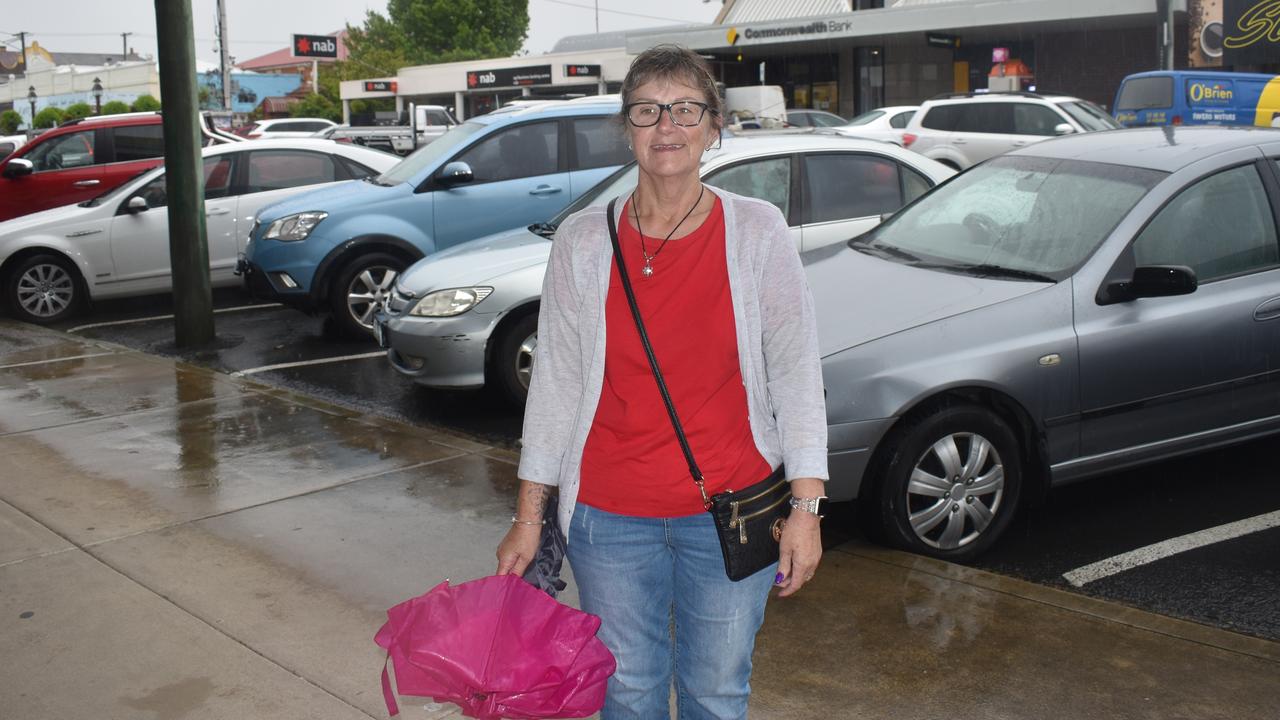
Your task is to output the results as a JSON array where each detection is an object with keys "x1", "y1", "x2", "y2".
[{"x1": 239, "y1": 99, "x2": 628, "y2": 336}]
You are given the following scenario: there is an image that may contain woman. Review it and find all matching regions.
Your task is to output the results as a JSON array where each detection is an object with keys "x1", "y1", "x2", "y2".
[{"x1": 496, "y1": 44, "x2": 828, "y2": 720}]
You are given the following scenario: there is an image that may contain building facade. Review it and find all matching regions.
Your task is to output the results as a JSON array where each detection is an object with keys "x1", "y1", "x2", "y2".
[{"x1": 343, "y1": 0, "x2": 1280, "y2": 121}]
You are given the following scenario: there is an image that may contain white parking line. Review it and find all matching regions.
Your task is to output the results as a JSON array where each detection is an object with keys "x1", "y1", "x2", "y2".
[
  {"x1": 0, "y1": 351, "x2": 118, "y2": 371},
  {"x1": 67, "y1": 303, "x2": 282, "y2": 333},
  {"x1": 230, "y1": 351, "x2": 386, "y2": 377},
  {"x1": 1063, "y1": 509, "x2": 1280, "y2": 587}
]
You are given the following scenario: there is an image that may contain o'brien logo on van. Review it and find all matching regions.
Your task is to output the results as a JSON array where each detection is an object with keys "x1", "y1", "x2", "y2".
[{"x1": 1188, "y1": 80, "x2": 1235, "y2": 105}]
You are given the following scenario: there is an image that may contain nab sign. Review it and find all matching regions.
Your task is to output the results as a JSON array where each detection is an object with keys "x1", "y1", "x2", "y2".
[{"x1": 293, "y1": 34, "x2": 338, "y2": 59}]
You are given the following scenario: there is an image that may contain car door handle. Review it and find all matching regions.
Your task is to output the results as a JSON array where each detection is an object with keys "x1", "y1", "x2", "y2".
[
  {"x1": 206, "y1": 208, "x2": 232, "y2": 216},
  {"x1": 529, "y1": 185, "x2": 562, "y2": 196},
  {"x1": 952, "y1": 138, "x2": 966, "y2": 144},
  {"x1": 72, "y1": 179, "x2": 100, "y2": 187},
  {"x1": 1254, "y1": 297, "x2": 1280, "y2": 321}
]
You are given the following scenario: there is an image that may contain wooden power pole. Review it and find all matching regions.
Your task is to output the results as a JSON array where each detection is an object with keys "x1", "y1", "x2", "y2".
[{"x1": 154, "y1": 0, "x2": 214, "y2": 347}]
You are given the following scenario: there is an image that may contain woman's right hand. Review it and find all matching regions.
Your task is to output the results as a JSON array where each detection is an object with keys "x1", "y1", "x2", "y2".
[{"x1": 495, "y1": 523, "x2": 543, "y2": 576}]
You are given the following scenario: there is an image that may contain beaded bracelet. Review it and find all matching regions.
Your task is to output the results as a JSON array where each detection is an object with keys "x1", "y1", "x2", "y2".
[{"x1": 511, "y1": 516, "x2": 546, "y2": 526}]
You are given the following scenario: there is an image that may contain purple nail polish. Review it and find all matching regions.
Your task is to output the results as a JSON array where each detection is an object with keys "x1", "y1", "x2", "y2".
[{"x1": 774, "y1": 572, "x2": 784, "y2": 584}]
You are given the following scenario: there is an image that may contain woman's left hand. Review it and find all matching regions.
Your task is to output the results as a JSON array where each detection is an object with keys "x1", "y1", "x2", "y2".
[{"x1": 775, "y1": 507, "x2": 823, "y2": 597}]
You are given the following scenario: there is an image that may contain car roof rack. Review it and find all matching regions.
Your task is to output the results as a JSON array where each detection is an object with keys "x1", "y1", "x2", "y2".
[
  {"x1": 927, "y1": 91, "x2": 1058, "y2": 101},
  {"x1": 60, "y1": 111, "x2": 162, "y2": 126}
]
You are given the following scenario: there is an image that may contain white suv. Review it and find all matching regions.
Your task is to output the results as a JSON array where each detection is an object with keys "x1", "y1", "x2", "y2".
[{"x1": 902, "y1": 92, "x2": 1119, "y2": 170}]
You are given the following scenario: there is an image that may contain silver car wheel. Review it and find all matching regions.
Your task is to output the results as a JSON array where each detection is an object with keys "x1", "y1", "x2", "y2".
[
  {"x1": 346, "y1": 265, "x2": 398, "y2": 330},
  {"x1": 905, "y1": 432, "x2": 1005, "y2": 550},
  {"x1": 514, "y1": 331, "x2": 537, "y2": 390},
  {"x1": 16, "y1": 262, "x2": 75, "y2": 319}
]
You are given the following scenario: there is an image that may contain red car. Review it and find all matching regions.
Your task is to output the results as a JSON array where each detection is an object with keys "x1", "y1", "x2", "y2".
[{"x1": 0, "y1": 113, "x2": 167, "y2": 223}]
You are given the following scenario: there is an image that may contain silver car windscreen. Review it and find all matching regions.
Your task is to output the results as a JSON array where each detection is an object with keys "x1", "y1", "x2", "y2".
[{"x1": 865, "y1": 156, "x2": 1165, "y2": 279}]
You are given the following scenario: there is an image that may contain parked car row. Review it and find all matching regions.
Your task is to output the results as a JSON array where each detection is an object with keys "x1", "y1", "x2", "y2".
[
  {"x1": 0, "y1": 139, "x2": 399, "y2": 323},
  {"x1": 239, "y1": 99, "x2": 633, "y2": 336},
  {"x1": 378, "y1": 124, "x2": 1280, "y2": 564},
  {"x1": 374, "y1": 133, "x2": 954, "y2": 403},
  {"x1": 4, "y1": 94, "x2": 1279, "y2": 566}
]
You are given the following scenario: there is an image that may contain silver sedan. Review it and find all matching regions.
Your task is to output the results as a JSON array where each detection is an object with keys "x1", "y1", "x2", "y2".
[
  {"x1": 374, "y1": 134, "x2": 955, "y2": 403},
  {"x1": 815, "y1": 126, "x2": 1280, "y2": 560}
]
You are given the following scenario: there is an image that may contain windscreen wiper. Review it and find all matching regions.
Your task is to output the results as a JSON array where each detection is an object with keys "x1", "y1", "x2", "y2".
[{"x1": 957, "y1": 264, "x2": 1056, "y2": 283}]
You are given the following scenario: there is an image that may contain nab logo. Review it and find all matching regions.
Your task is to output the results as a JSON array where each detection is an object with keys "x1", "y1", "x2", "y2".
[
  {"x1": 294, "y1": 34, "x2": 337, "y2": 58},
  {"x1": 468, "y1": 71, "x2": 497, "y2": 88}
]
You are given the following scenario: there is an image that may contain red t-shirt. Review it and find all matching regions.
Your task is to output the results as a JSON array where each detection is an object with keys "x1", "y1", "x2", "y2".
[{"x1": 578, "y1": 196, "x2": 773, "y2": 517}]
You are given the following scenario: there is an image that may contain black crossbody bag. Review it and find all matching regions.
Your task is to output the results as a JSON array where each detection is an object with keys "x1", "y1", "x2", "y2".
[{"x1": 606, "y1": 197, "x2": 789, "y2": 582}]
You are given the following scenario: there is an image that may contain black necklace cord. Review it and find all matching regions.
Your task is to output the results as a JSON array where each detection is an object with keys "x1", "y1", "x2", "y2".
[{"x1": 632, "y1": 184, "x2": 707, "y2": 265}]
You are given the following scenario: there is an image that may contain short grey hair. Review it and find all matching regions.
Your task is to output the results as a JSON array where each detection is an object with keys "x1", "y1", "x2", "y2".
[{"x1": 620, "y1": 44, "x2": 723, "y2": 128}]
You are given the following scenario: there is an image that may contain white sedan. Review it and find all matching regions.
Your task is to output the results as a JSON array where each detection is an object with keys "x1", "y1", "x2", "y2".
[
  {"x1": 0, "y1": 139, "x2": 400, "y2": 323},
  {"x1": 827, "y1": 106, "x2": 920, "y2": 146}
]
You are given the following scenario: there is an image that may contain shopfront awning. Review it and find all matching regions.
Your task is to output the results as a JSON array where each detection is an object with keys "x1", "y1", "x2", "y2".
[{"x1": 627, "y1": 0, "x2": 1161, "y2": 53}]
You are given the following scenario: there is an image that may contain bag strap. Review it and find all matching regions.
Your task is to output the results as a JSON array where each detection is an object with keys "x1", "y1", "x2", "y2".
[{"x1": 606, "y1": 197, "x2": 710, "y2": 508}]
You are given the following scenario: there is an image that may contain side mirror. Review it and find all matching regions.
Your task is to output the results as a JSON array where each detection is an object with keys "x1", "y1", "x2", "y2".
[
  {"x1": 437, "y1": 161, "x2": 474, "y2": 187},
  {"x1": 1101, "y1": 265, "x2": 1197, "y2": 304},
  {"x1": 1054, "y1": 123, "x2": 1076, "y2": 136},
  {"x1": 126, "y1": 196, "x2": 149, "y2": 213},
  {"x1": 2, "y1": 158, "x2": 33, "y2": 179}
]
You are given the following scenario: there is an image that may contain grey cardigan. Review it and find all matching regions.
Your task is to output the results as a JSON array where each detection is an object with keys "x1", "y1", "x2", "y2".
[{"x1": 517, "y1": 185, "x2": 828, "y2": 535}]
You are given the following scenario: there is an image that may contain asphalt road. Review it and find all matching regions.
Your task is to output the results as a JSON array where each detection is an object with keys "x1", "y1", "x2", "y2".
[{"x1": 44, "y1": 288, "x2": 1280, "y2": 643}]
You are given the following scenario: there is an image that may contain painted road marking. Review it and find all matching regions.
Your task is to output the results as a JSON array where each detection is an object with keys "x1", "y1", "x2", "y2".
[
  {"x1": 230, "y1": 351, "x2": 386, "y2": 377},
  {"x1": 0, "y1": 351, "x2": 118, "y2": 371},
  {"x1": 67, "y1": 303, "x2": 282, "y2": 333},
  {"x1": 1063, "y1": 509, "x2": 1280, "y2": 587}
]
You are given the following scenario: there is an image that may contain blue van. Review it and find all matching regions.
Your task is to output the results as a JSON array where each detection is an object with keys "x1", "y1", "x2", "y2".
[
  {"x1": 240, "y1": 99, "x2": 628, "y2": 336},
  {"x1": 1113, "y1": 71, "x2": 1280, "y2": 127}
]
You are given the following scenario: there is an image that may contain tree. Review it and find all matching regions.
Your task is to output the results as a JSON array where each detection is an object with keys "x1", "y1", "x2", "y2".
[
  {"x1": 63, "y1": 103, "x2": 93, "y2": 121},
  {"x1": 33, "y1": 106, "x2": 65, "y2": 129},
  {"x1": 132, "y1": 94, "x2": 161, "y2": 112},
  {"x1": 100, "y1": 100, "x2": 131, "y2": 115},
  {"x1": 290, "y1": 93, "x2": 341, "y2": 122},
  {"x1": 2, "y1": 109, "x2": 25, "y2": 134},
  {"x1": 346, "y1": 0, "x2": 529, "y2": 71}
]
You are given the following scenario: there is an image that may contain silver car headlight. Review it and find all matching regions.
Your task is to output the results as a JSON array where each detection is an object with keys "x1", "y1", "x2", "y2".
[
  {"x1": 264, "y1": 211, "x2": 328, "y2": 242},
  {"x1": 409, "y1": 287, "x2": 494, "y2": 317}
]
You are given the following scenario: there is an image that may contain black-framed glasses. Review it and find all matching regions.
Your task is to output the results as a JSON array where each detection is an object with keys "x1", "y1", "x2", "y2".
[{"x1": 624, "y1": 101, "x2": 716, "y2": 127}]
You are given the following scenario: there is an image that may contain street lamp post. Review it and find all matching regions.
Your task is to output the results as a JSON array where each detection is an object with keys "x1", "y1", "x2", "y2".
[
  {"x1": 92, "y1": 77, "x2": 104, "y2": 115},
  {"x1": 27, "y1": 86, "x2": 37, "y2": 127}
]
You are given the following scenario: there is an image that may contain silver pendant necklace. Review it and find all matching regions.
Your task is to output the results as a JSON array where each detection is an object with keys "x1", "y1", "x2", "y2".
[{"x1": 634, "y1": 185, "x2": 706, "y2": 278}]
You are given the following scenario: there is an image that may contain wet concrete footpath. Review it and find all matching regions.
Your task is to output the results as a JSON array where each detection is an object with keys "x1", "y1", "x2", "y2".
[{"x1": 1, "y1": 319, "x2": 1277, "y2": 720}]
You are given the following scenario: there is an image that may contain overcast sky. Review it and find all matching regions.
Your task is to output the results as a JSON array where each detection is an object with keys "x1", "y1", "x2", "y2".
[{"x1": 5, "y1": 0, "x2": 723, "y2": 67}]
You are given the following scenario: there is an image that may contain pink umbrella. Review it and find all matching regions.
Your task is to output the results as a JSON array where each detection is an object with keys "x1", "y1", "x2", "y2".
[{"x1": 375, "y1": 574, "x2": 615, "y2": 719}]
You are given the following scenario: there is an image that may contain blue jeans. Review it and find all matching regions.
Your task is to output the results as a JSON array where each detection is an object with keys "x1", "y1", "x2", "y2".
[{"x1": 567, "y1": 503, "x2": 777, "y2": 720}]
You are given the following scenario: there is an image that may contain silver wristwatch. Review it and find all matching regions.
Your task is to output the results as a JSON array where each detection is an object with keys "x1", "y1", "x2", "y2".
[{"x1": 789, "y1": 495, "x2": 828, "y2": 518}]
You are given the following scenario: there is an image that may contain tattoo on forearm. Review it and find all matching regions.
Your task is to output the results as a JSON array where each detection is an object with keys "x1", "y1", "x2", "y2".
[{"x1": 521, "y1": 481, "x2": 550, "y2": 518}]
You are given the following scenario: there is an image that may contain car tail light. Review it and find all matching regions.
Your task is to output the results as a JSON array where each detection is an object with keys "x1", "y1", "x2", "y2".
[
  {"x1": 1171, "y1": 115, "x2": 1182, "y2": 126},
  {"x1": 336, "y1": 137, "x2": 353, "y2": 143},
  {"x1": 902, "y1": 132, "x2": 918, "y2": 147}
]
